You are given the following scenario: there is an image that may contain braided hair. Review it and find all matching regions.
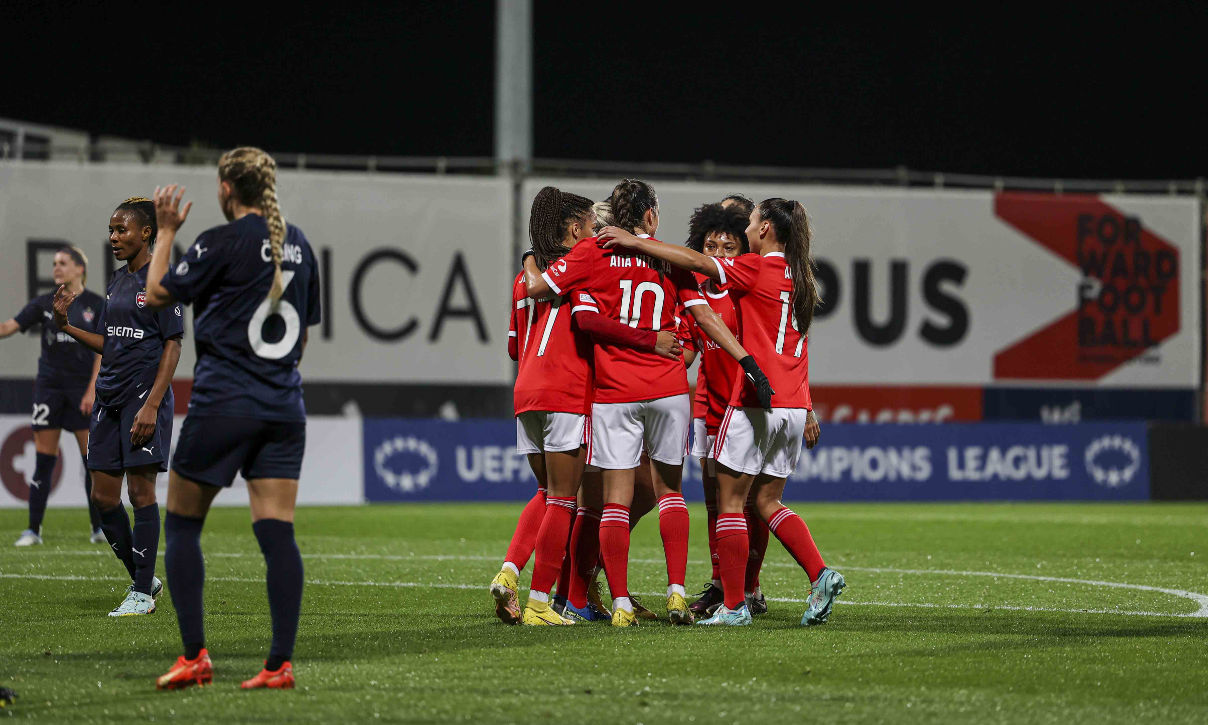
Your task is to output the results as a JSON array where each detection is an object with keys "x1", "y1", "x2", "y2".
[
  {"x1": 527, "y1": 186, "x2": 594, "y2": 271},
  {"x1": 756, "y1": 198, "x2": 819, "y2": 334},
  {"x1": 685, "y1": 202, "x2": 749, "y2": 255},
  {"x1": 608, "y1": 179, "x2": 667, "y2": 277},
  {"x1": 219, "y1": 147, "x2": 286, "y2": 307},
  {"x1": 114, "y1": 196, "x2": 157, "y2": 248}
]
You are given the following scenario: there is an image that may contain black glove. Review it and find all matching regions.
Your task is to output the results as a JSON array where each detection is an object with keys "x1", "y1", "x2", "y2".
[
  {"x1": 521, "y1": 249, "x2": 536, "y2": 265},
  {"x1": 739, "y1": 356, "x2": 775, "y2": 410}
]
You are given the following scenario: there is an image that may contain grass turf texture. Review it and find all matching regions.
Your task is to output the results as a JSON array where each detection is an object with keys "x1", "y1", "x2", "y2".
[{"x1": 1, "y1": 502, "x2": 1206, "y2": 723}]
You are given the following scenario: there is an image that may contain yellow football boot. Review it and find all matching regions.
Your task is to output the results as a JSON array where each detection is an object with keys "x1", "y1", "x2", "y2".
[
  {"x1": 489, "y1": 568, "x2": 521, "y2": 625},
  {"x1": 611, "y1": 607, "x2": 638, "y2": 628},
  {"x1": 667, "y1": 592, "x2": 694, "y2": 625},
  {"x1": 522, "y1": 598, "x2": 574, "y2": 626}
]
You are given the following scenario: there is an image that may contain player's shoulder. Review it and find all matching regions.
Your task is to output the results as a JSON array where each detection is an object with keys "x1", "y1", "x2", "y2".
[
  {"x1": 29, "y1": 291, "x2": 55, "y2": 308},
  {"x1": 78, "y1": 289, "x2": 105, "y2": 306},
  {"x1": 284, "y1": 222, "x2": 316, "y2": 258}
]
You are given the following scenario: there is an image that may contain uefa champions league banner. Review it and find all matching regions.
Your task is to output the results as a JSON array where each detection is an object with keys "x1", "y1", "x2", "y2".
[
  {"x1": 0, "y1": 414, "x2": 363, "y2": 509},
  {"x1": 361, "y1": 418, "x2": 1149, "y2": 502},
  {"x1": 524, "y1": 179, "x2": 1201, "y2": 422},
  {"x1": 0, "y1": 162, "x2": 515, "y2": 388}
]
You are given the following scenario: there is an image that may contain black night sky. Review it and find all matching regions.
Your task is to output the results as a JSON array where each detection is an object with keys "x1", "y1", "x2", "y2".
[{"x1": 4, "y1": 2, "x2": 1206, "y2": 179}]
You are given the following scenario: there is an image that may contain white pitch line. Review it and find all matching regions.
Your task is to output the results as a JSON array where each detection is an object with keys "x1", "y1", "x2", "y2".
[
  {"x1": 0, "y1": 572, "x2": 1204, "y2": 620},
  {"x1": 12, "y1": 550, "x2": 1208, "y2": 617}
]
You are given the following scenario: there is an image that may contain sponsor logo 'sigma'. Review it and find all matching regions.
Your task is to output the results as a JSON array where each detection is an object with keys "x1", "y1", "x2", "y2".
[
  {"x1": 1084, "y1": 435, "x2": 1141, "y2": 488},
  {"x1": 374, "y1": 436, "x2": 438, "y2": 493}
]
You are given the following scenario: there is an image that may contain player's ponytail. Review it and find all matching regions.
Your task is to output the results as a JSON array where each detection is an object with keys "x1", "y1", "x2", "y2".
[
  {"x1": 114, "y1": 196, "x2": 158, "y2": 250},
  {"x1": 219, "y1": 147, "x2": 286, "y2": 308},
  {"x1": 758, "y1": 197, "x2": 819, "y2": 334},
  {"x1": 527, "y1": 186, "x2": 593, "y2": 271}
]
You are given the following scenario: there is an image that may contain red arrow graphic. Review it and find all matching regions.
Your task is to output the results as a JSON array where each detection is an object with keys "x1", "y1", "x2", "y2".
[{"x1": 993, "y1": 192, "x2": 1180, "y2": 381}]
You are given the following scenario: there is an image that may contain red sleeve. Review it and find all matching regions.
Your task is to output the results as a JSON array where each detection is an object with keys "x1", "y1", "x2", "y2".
[
  {"x1": 572, "y1": 308, "x2": 657, "y2": 350},
  {"x1": 669, "y1": 266, "x2": 709, "y2": 310},
  {"x1": 509, "y1": 278, "x2": 525, "y2": 361},
  {"x1": 713, "y1": 253, "x2": 763, "y2": 293},
  {"x1": 541, "y1": 241, "x2": 595, "y2": 296}
]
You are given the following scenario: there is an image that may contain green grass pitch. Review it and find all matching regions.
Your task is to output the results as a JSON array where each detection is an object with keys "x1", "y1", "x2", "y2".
[{"x1": 1, "y1": 502, "x2": 1206, "y2": 723}]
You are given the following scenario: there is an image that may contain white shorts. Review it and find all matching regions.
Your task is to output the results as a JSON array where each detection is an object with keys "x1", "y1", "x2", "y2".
[
  {"x1": 589, "y1": 394, "x2": 691, "y2": 469},
  {"x1": 714, "y1": 406, "x2": 808, "y2": 479},
  {"x1": 689, "y1": 417, "x2": 715, "y2": 460},
  {"x1": 515, "y1": 411, "x2": 587, "y2": 455}
]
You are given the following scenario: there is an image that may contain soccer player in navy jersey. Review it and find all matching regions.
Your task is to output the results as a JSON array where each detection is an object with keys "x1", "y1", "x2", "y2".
[
  {"x1": 54, "y1": 198, "x2": 184, "y2": 616},
  {"x1": 1, "y1": 247, "x2": 105, "y2": 546},
  {"x1": 144, "y1": 148, "x2": 321, "y2": 691}
]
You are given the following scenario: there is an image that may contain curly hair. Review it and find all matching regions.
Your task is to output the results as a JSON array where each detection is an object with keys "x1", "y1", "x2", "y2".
[{"x1": 685, "y1": 202, "x2": 749, "y2": 254}]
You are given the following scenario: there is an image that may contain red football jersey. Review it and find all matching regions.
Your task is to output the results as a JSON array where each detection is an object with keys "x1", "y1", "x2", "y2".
[
  {"x1": 543, "y1": 237, "x2": 707, "y2": 404},
  {"x1": 713, "y1": 252, "x2": 812, "y2": 410},
  {"x1": 511, "y1": 272, "x2": 598, "y2": 415},
  {"x1": 686, "y1": 273, "x2": 741, "y2": 432}
]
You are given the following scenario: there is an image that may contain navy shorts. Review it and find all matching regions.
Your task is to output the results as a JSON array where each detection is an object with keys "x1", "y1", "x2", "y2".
[
  {"x1": 172, "y1": 416, "x2": 306, "y2": 488},
  {"x1": 32, "y1": 385, "x2": 91, "y2": 432},
  {"x1": 87, "y1": 392, "x2": 174, "y2": 473}
]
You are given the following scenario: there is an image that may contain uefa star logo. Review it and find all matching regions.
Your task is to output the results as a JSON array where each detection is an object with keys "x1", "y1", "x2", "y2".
[
  {"x1": 1084, "y1": 435, "x2": 1141, "y2": 489},
  {"x1": 373, "y1": 436, "x2": 438, "y2": 493}
]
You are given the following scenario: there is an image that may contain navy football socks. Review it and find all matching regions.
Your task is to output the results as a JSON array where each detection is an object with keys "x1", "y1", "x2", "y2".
[
  {"x1": 99, "y1": 504, "x2": 136, "y2": 580},
  {"x1": 253, "y1": 519, "x2": 303, "y2": 669},
  {"x1": 27, "y1": 452, "x2": 55, "y2": 533},
  {"x1": 131, "y1": 503, "x2": 160, "y2": 595},
  {"x1": 165, "y1": 511, "x2": 206, "y2": 659},
  {"x1": 82, "y1": 456, "x2": 102, "y2": 532}
]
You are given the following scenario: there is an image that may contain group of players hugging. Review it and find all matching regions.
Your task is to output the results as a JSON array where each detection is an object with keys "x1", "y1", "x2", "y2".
[
  {"x1": 4, "y1": 148, "x2": 320, "y2": 689},
  {"x1": 491, "y1": 180, "x2": 845, "y2": 628}
]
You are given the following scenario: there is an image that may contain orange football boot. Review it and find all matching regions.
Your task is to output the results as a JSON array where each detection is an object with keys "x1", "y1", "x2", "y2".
[
  {"x1": 156, "y1": 649, "x2": 213, "y2": 690},
  {"x1": 241, "y1": 661, "x2": 295, "y2": 690}
]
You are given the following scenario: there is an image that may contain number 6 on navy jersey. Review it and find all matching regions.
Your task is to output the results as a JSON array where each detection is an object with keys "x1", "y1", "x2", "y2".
[{"x1": 247, "y1": 270, "x2": 300, "y2": 359}]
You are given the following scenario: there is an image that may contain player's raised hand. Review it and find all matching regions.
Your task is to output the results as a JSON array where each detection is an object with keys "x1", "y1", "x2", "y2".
[
  {"x1": 153, "y1": 184, "x2": 192, "y2": 234},
  {"x1": 597, "y1": 226, "x2": 643, "y2": 249},
  {"x1": 653, "y1": 331, "x2": 683, "y2": 360},
  {"x1": 52, "y1": 284, "x2": 77, "y2": 328},
  {"x1": 804, "y1": 409, "x2": 821, "y2": 449}
]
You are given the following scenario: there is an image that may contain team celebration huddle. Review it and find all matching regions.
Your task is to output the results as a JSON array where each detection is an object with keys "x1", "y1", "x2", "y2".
[{"x1": 490, "y1": 179, "x2": 845, "y2": 628}]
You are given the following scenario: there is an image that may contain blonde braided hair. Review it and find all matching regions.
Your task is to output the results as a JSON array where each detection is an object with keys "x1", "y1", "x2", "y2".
[{"x1": 218, "y1": 147, "x2": 286, "y2": 307}]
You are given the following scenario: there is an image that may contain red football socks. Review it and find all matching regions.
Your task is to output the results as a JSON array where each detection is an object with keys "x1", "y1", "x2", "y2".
[
  {"x1": 503, "y1": 488, "x2": 546, "y2": 571},
  {"x1": 599, "y1": 504, "x2": 631, "y2": 599},
  {"x1": 657, "y1": 493, "x2": 690, "y2": 589},
  {"x1": 768, "y1": 506, "x2": 826, "y2": 582},
  {"x1": 714, "y1": 513, "x2": 749, "y2": 609},
  {"x1": 566, "y1": 507, "x2": 601, "y2": 609},
  {"x1": 745, "y1": 506, "x2": 769, "y2": 592},
  {"x1": 705, "y1": 502, "x2": 720, "y2": 582},
  {"x1": 529, "y1": 496, "x2": 576, "y2": 596}
]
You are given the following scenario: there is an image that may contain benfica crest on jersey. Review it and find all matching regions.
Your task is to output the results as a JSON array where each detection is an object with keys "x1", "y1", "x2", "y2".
[
  {"x1": 136, "y1": 290, "x2": 147, "y2": 308},
  {"x1": 82, "y1": 307, "x2": 95, "y2": 323}
]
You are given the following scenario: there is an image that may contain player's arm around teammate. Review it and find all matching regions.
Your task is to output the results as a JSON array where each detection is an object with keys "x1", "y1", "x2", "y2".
[
  {"x1": 3, "y1": 247, "x2": 107, "y2": 546},
  {"x1": 601, "y1": 199, "x2": 844, "y2": 627},
  {"x1": 147, "y1": 148, "x2": 320, "y2": 691}
]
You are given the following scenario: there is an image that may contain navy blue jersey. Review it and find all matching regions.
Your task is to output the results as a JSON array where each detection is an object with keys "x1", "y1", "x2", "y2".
[
  {"x1": 14, "y1": 289, "x2": 104, "y2": 390},
  {"x1": 95, "y1": 264, "x2": 185, "y2": 407},
  {"x1": 161, "y1": 214, "x2": 321, "y2": 422}
]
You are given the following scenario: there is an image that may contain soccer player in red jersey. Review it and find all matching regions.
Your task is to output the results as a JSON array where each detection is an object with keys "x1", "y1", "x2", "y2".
[
  {"x1": 494, "y1": 187, "x2": 682, "y2": 626},
  {"x1": 600, "y1": 197, "x2": 841, "y2": 627},
  {"x1": 525, "y1": 179, "x2": 773, "y2": 627}
]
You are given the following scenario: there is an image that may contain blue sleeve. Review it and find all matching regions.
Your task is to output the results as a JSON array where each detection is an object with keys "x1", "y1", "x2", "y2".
[
  {"x1": 13, "y1": 299, "x2": 42, "y2": 332},
  {"x1": 161, "y1": 232, "x2": 225, "y2": 305},
  {"x1": 158, "y1": 302, "x2": 185, "y2": 340}
]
